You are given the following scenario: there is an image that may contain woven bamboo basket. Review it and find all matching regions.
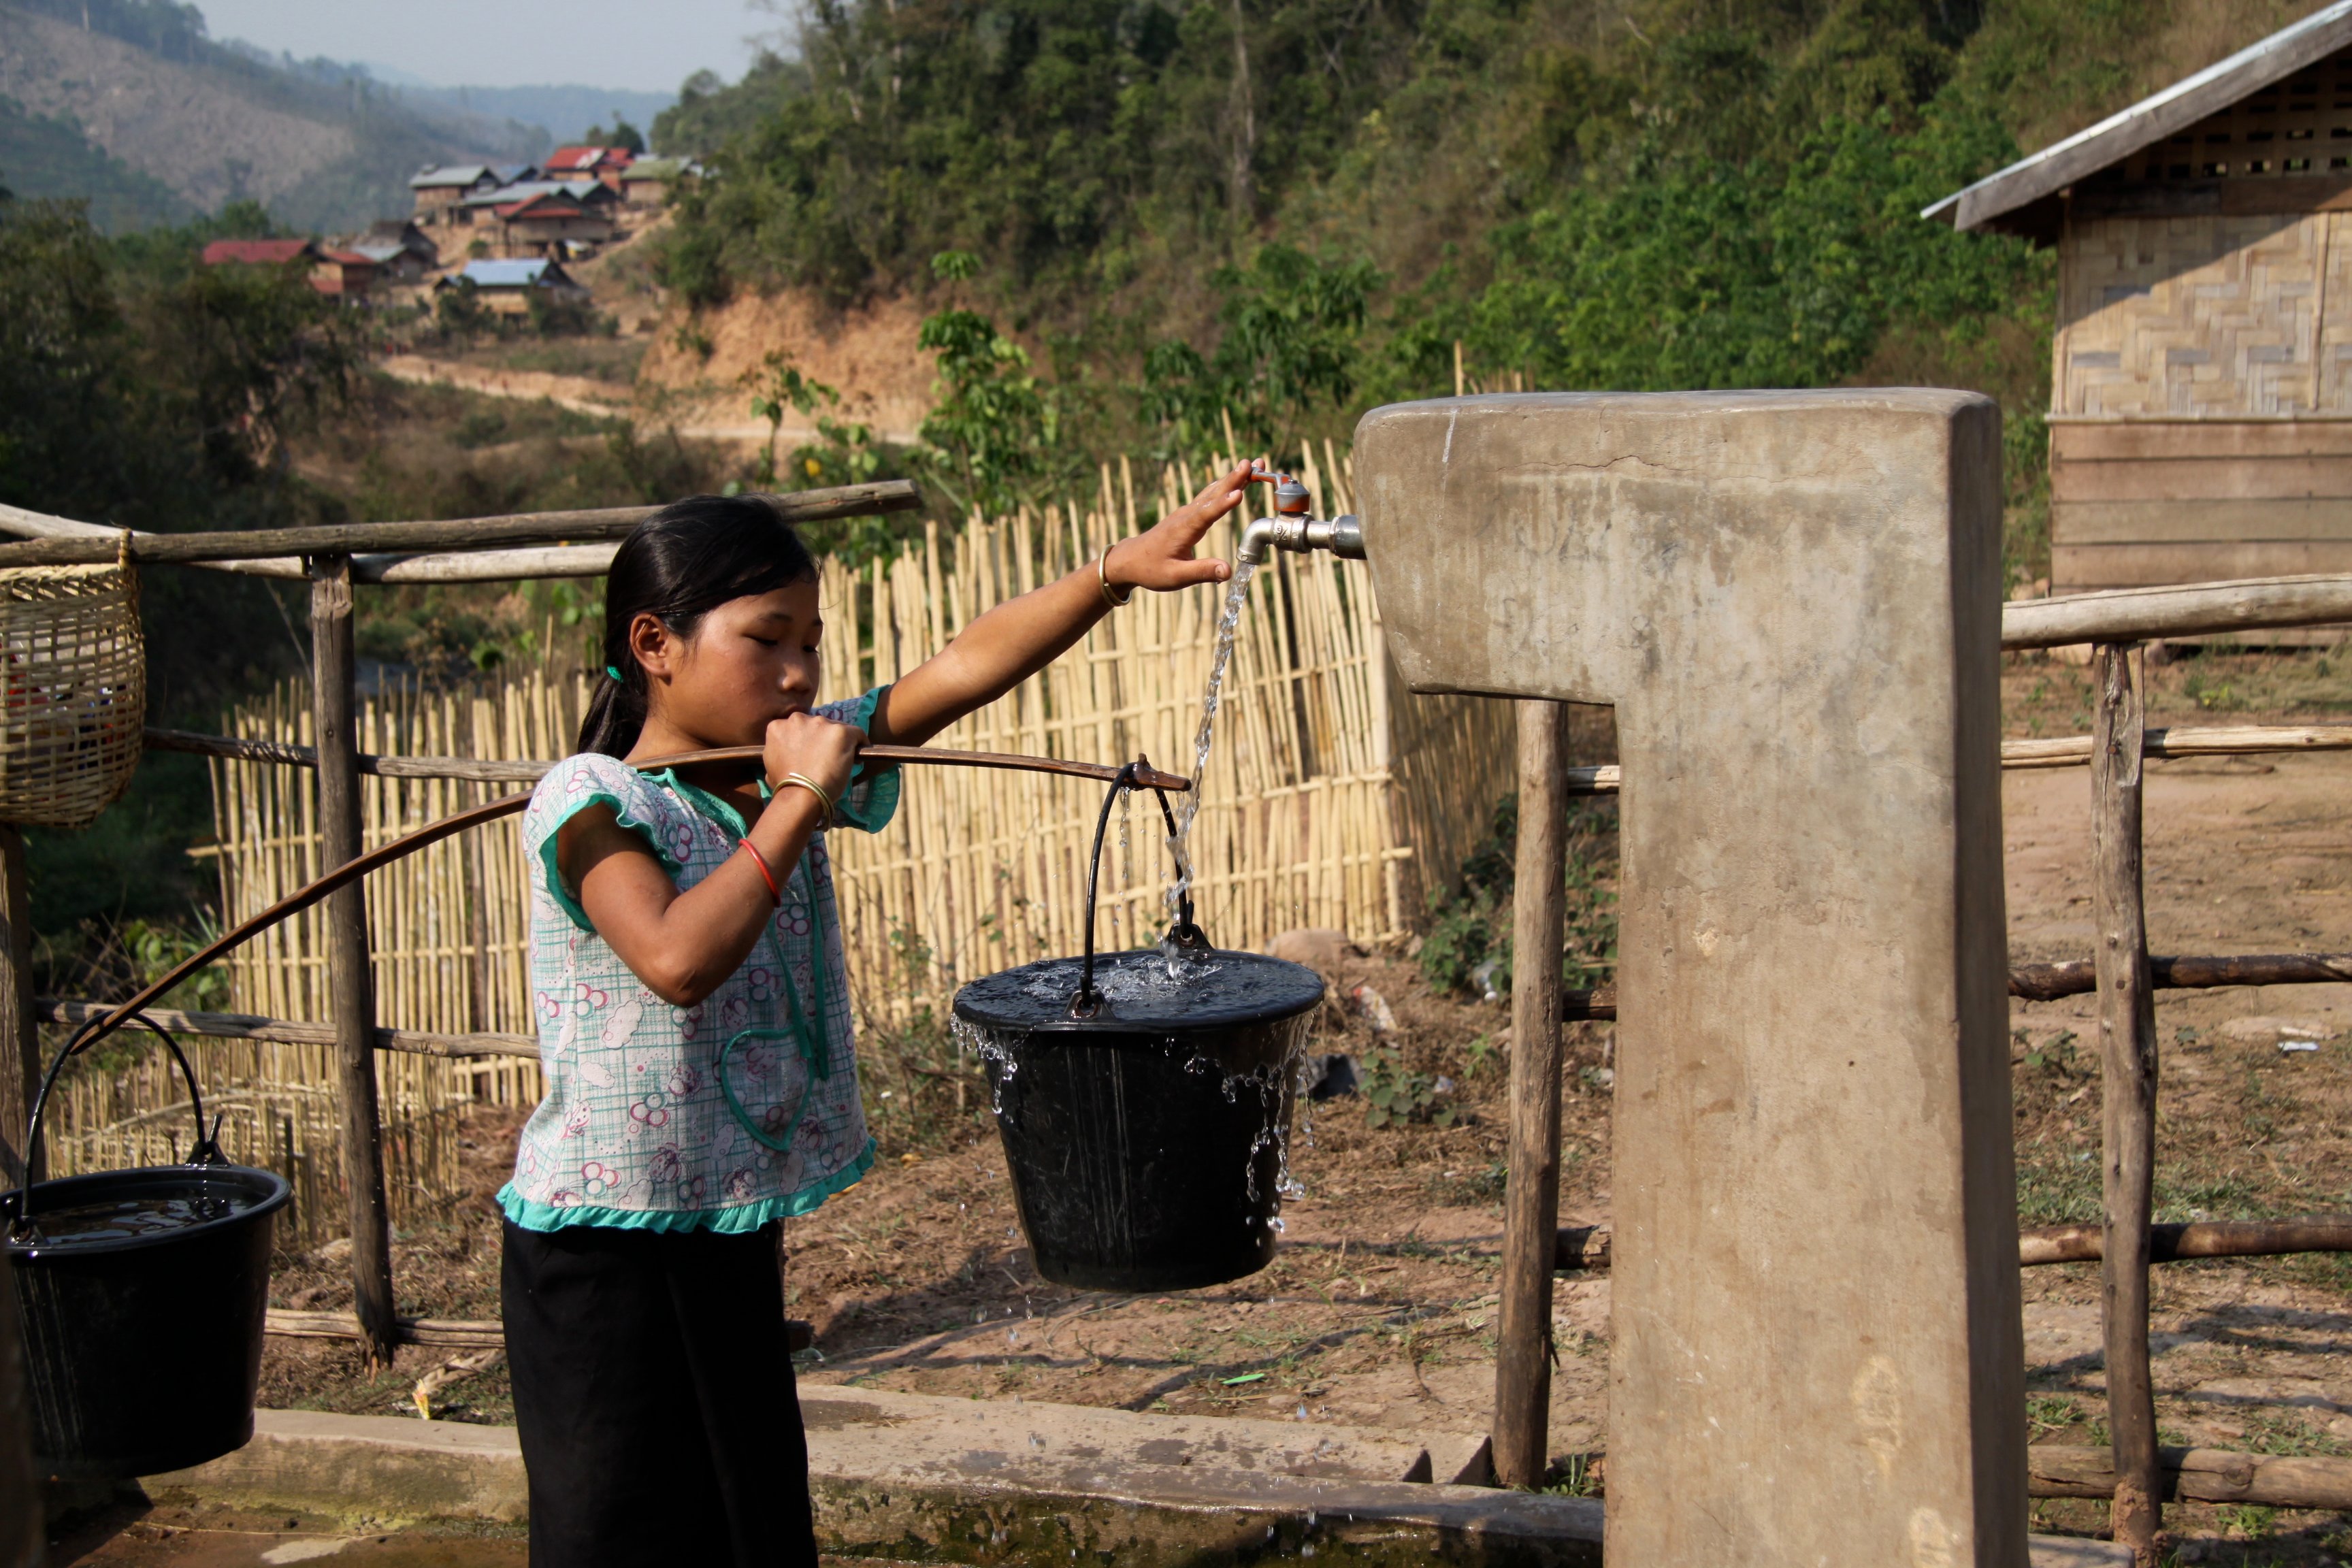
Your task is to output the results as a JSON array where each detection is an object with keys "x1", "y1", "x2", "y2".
[{"x1": 0, "y1": 559, "x2": 145, "y2": 829}]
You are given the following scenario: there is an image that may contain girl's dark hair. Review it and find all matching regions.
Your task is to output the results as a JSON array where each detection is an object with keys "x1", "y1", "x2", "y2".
[{"x1": 578, "y1": 494, "x2": 820, "y2": 757}]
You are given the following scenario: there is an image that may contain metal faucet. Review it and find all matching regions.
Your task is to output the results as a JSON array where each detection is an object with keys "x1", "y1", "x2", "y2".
[{"x1": 1235, "y1": 469, "x2": 1365, "y2": 565}]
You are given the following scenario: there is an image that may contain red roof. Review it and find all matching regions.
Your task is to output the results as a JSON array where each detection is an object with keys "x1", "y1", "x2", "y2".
[
  {"x1": 318, "y1": 248, "x2": 374, "y2": 267},
  {"x1": 202, "y1": 238, "x2": 318, "y2": 266},
  {"x1": 543, "y1": 146, "x2": 635, "y2": 174}
]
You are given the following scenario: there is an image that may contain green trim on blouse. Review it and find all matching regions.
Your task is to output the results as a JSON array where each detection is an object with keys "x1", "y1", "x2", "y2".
[
  {"x1": 537, "y1": 789, "x2": 685, "y2": 934},
  {"x1": 495, "y1": 1137, "x2": 875, "y2": 1235}
]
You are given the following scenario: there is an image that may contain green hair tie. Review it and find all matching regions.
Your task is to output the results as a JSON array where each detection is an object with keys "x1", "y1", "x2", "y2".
[{"x1": 604, "y1": 664, "x2": 624, "y2": 682}]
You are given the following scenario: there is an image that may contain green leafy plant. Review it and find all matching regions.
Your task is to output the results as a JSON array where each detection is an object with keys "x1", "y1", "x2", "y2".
[
  {"x1": 1362, "y1": 1047, "x2": 1456, "y2": 1130},
  {"x1": 741, "y1": 349, "x2": 839, "y2": 489},
  {"x1": 1544, "y1": 1452, "x2": 1601, "y2": 1497},
  {"x1": 2021, "y1": 1030, "x2": 2079, "y2": 1074},
  {"x1": 1465, "y1": 1032, "x2": 1500, "y2": 1078},
  {"x1": 2025, "y1": 1394, "x2": 2080, "y2": 1436},
  {"x1": 913, "y1": 251, "x2": 1069, "y2": 516}
]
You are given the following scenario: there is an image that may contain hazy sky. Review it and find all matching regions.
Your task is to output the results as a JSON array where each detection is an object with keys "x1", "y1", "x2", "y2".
[{"x1": 192, "y1": 0, "x2": 779, "y2": 93}]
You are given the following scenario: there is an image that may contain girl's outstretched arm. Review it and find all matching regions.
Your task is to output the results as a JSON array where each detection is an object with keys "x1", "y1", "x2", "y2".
[{"x1": 872, "y1": 462, "x2": 1257, "y2": 747}]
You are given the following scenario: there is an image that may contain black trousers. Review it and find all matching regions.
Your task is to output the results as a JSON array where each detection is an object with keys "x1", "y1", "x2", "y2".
[{"x1": 501, "y1": 1218, "x2": 818, "y2": 1568}]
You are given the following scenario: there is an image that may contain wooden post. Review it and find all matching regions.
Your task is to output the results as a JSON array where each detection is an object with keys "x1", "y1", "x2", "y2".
[
  {"x1": 463, "y1": 788, "x2": 492, "y2": 1037},
  {"x1": 1493, "y1": 699, "x2": 1569, "y2": 1488},
  {"x1": 0, "y1": 828, "x2": 39, "y2": 1188},
  {"x1": 311, "y1": 555, "x2": 397, "y2": 1365},
  {"x1": 2093, "y1": 641, "x2": 2161, "y2": 1565}
]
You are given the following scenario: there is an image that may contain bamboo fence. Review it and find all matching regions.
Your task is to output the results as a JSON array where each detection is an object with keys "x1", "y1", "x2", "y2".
[{"x1": 38, "y1": 444, "x2": 1515, "y2": 1241}]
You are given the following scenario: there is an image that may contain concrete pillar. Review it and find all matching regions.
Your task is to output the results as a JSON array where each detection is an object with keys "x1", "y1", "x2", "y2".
[{"x1": 1356, "y1": 391, "x2": 2022, "y2": 1566}]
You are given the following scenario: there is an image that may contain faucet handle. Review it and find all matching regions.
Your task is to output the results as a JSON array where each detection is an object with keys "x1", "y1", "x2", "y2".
[{"x1": 1247, "y1": 465, "x2": 1315, "y2": 517}]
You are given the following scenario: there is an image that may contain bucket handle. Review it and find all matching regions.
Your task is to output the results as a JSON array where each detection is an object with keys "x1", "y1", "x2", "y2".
[
  {"x1": 1071, "y1": 755, "x2": 1205, "y2": 1018},
  {"x1": 10, "y1": 1011, "x2": 222, "y2": 1239}
]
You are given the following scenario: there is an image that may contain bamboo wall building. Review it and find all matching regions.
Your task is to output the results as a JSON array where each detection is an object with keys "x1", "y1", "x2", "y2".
[{"x1": 1929, "y1": 1, "x2": 2352, "y2": 593}]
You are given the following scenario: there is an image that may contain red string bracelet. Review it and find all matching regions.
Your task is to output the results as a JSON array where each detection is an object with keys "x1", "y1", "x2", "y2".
[{"x1": 739, "y1": 839, "x2": 783, "y2": 906}]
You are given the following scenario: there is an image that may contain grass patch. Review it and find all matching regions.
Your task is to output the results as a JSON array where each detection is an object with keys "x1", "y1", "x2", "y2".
[
  {"x1": 2240, "y1": 1410, "x2": 2351, "y2": 1459},
  {"x1": 2016, "y1": 1149, "x2": 2101, "y2": 1226}
]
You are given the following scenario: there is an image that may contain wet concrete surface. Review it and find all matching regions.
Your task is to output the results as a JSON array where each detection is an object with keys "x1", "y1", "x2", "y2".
[
  {"x1": 53, "y1": 1503, "x2": 898, "y2": 1568},
  {"x1": 50, "y1": 1501, "x2": 526, "y2": 1568}
]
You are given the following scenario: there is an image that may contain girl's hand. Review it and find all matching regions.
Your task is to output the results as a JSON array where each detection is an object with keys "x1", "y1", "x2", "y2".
[
  {"x1": 1104, "y1": 461, "x2": 1257, "y2": 593},
  {"x1": 762, "y1": 711, "x2": 864, "y2": 800}
]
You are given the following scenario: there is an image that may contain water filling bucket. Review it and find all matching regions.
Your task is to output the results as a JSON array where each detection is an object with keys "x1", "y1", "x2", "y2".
[
  {"x1": 3, "y1": 1015, "x2": 290, "y2": 1480},
  {"x1": 951, "y1": 760, "x2": 1325, "y2": 1292},
  {"x1": 954, "y1": 948, "x2": 1324, "y2": 1291}
]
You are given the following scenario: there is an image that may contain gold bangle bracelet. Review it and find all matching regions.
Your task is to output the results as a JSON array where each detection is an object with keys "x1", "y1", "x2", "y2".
[
  {"x1": 1097, "y1": 549, "x2": 1133, "y2": 609},
  {"x1": 779, "y1": 772, "x2": 837, "y2": 830}
]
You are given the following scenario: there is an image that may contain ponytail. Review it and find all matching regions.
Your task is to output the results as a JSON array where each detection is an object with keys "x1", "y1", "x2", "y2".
[{"x1": 578, "y1": 494, "x2": 821, "y2": 757}]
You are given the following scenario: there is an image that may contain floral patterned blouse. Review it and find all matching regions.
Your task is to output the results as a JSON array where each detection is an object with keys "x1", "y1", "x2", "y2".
[{"x1": 497, "y1": 688, "x2": 897, "y2": 1234}]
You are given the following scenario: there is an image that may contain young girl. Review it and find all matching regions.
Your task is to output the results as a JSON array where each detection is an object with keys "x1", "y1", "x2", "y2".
[{"x1": 500, "y1": 465, "x2": 1256, "y2": 1567}]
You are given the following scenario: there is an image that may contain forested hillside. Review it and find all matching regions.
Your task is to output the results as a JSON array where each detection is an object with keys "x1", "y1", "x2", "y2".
[{"x1": 651, "y1": 0, "x2": 2330, "y2": 536}]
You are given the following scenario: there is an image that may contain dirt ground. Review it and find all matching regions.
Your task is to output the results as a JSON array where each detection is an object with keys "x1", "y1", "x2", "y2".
[{"x1": 244, "y1": 643, "x2": 2352, "y2": 1564}]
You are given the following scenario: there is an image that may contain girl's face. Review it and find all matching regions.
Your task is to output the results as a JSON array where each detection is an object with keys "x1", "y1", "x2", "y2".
[{"x1": 630, "y1": 578, "x2": 824, "y2": 747}]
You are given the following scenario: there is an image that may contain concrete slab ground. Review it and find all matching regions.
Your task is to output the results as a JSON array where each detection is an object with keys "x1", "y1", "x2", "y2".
[{"x1": 86, "y1": 1392, "x2": 2130, "y2": 1566}]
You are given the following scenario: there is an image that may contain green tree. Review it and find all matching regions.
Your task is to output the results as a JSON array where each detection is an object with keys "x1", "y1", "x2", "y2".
[
  {"x1": 913, "y1": 250, "x2": 1066, "y2": 515},
  {"x1": 0, "y1": 193, "x2": 360, "y2": 946},
  {"x1": 581, "y1": 115, "x2": 649, "y2": 154},
  {"x1": 1143, "y1": 244, "x2": 1379, "y2": 460}
]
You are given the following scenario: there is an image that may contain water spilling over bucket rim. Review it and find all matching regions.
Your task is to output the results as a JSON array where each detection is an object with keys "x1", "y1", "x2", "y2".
[
  {"x1": 3, "y1": 1164, "x2": 291, "y2": 1261},
  {"x1": 953, "y1": 948, "x2": 1325, "y2": 1036}
]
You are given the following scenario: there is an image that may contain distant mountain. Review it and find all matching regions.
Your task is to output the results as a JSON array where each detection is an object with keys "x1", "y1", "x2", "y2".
[
  {"x1": 0, "y1": 1, "x2": 546, "y2": 231},
  {"x1": 387, "y1": 84, "x2": 674, "y2": 151}
]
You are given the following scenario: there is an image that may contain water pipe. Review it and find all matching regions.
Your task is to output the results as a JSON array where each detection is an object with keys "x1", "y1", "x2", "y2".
[{"x1": 1235, "y1": 470, "x2": 1366, "y2": 566}]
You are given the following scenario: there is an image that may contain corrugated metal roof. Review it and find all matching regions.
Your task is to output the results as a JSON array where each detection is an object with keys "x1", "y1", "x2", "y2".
[
  {"x1": 1924, "y1": 1, "x2": 2352, "y2": 234},
  {"x1": 450, "y1": 259, "x2": 583, "y2": 290},
  {"x1": 459, "y1": 178, "x2": 615, "y2": 210},
  {"x1": 408, "y1": 164, "x2": 495, "y2": 190}
]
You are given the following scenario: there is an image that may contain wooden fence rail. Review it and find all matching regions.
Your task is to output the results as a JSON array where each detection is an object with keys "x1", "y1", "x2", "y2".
[{"x1": 5, "y1": 486, "x2": 2352, "y2": 1514}]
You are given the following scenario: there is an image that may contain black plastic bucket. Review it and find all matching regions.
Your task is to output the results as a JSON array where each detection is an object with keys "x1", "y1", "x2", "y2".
[
  {"x1": 953, "y1": 947, "x2": 1324, "y2": 1292},
  {"x1": 3, "y1": 1162, "x2": 289, "y2": 1478},
  {"x1": 5, "y1": 1009, "x2": 290, "y2": 1480}
]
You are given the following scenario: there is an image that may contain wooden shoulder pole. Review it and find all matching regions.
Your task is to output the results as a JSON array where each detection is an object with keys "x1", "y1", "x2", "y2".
[
  {"x1": 2093, "y1": 642, "x2": 2161, "y2": 1565},
  {"x1": 311, "y1": 555, "x2": 397, "y2": 1366},
  {"x1": 0, "y1": 826, "x2": 39, "y2": 1188},
  {"x1": 1493, "y1": 699, "x2": 1569, "y2": 1488}
]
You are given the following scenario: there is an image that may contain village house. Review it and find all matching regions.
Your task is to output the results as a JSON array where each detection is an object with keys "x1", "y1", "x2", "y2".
[
  {"x1": 1929, "y1": 3, "x2": 2352, "y2": 594},
  {"x1": 453, "y1": 177, "x2": 621, "y2": 257},
  {"x1": 489, "y1": 189, "x2": 616, "y2": 257},
  {"x1": 201, "y1": 238, "x2": 375, "y2": 299},
  {"x1": 407, "y1": 165, "x2": 502, "y2": 227},
  {"x1": 542, "y1": 144, "x2": 636, "y2": 191},
  {"x1": 345, "y1": 220, "x2": 440, "y2": 284},
  {"x1": 436, "y1": 257, "x2": 589, "y2": 314},
  {"x1": 618, "y1": 157, "x2": 696, "y2": 209}
]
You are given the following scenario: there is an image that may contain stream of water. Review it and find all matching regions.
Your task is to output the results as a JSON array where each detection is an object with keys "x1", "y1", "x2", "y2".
[{"x1": 1162, "y1": 563, "x2": 1258, "y2": 958}]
